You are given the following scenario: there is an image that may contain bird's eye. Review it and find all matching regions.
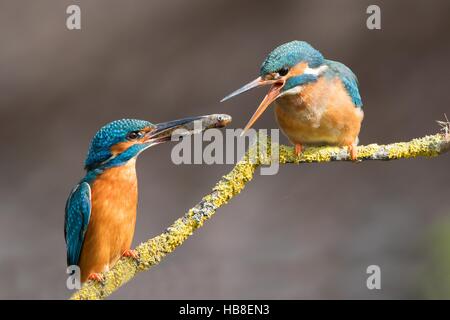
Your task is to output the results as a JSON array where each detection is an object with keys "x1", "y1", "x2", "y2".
[
  {"x1": 277, "y1": 67, "x2": 289, "y2": 77},
  {"x1": 126, "y1": 131, "x2": 141, "y2": 140}
]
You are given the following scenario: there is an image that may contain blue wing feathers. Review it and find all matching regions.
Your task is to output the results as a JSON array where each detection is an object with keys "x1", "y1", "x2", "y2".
[
  {"x1": 325, "y1": 59, "x2": 363, "y2": 107},
  {"x1": 64, "y1": 182, "x2": 91, "y2": 266}
]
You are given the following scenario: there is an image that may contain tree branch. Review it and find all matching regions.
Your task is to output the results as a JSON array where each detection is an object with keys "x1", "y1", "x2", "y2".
[{"x1": 70, "y1": 128, "x2": 449, "y2": 300}]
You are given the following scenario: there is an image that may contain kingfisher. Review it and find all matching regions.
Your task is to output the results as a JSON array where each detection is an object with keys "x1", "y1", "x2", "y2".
[
  {"x1": 221, "y1": 40, "x2": 363, "y2": 160},
  {"x1": 64, "y1": 114, "x2": 231, "y2": 283}
]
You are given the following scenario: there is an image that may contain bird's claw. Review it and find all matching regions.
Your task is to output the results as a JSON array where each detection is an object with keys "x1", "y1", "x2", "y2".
[
  {"x1": 122, "y1": 249, "x2": 139, "y2": 260},
  {"x1": 87, "y1": 272, "x2": 105, "y2": 283},
  {"x1": 295, "y1": 144, "x2": 303, "y2": 157},
  {"x1": 348, "y1": 144, "x2": 358, "y2": 161}
]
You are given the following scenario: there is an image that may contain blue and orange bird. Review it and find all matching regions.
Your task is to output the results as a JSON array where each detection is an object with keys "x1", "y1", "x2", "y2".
[
  {"x1": 221, "y1": 41, "x2": 363, "y2": 160},
  {"x1": 64, "y1": 115, "x2": 231, "y2": 282}
]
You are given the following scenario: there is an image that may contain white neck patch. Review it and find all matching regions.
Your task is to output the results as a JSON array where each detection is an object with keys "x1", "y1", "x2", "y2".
[
  {"x1": 277, "y1": 65, "x2": 328, "y2": 98},
  {"x1": 303, "y1": 64, "x2": 328, "y2": 76},
  {"x1": 278, "y1": 85, "x2": 303, "y2": 98}
]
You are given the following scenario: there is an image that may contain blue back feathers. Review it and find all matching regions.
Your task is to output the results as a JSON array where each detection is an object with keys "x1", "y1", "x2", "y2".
[
  {"x1": 65, "y1": 182, "x2": 91, "y2": 266},
  {"x1": 260, "y1": 41, "x2": 324, "y2": 75},
  {"x1": 325, "y1": 60, "x2": 363, "y2": 107},
  {"x1": 85, "y1": 119, "x2": 152, "y2": 170}
]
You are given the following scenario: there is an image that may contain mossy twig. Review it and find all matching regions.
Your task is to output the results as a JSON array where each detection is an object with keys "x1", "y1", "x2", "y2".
[{"x1": 71, "y1": 128, "x2": 449, "y2": 300}]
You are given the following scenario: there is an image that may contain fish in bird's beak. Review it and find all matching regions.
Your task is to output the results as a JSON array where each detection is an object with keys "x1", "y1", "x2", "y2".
[
  {"x1": 145, "y1": 114, "x2": 232, "y2": 145},
  {"x1": 221, "y1": 76, "x2": 285, "y2": 134}
]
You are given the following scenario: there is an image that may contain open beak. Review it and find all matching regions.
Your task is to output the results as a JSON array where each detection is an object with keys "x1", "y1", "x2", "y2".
[
  {"x1": 145, "y1": 114, "x2": 232, "y2": 145},
  {"x1": 241, "y1": 81, "x2": 284, "y2": 133},
  {"x1": 221, "y1": 76, "x2": 285, "y2": 134}
]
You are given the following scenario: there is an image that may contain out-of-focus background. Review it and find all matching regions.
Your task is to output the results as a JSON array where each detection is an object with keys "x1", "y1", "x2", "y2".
[{"x1": 0, "y1": 0, "x2": 449, "y2": 299}]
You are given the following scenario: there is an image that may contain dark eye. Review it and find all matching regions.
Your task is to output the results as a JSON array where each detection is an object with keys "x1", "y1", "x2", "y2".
[
  {"x1": 126, "y1": 131, "x2": 141, "y2": 140},
  {"x1": 277, "y1": 67, "x2": 289, "y2": 76}
]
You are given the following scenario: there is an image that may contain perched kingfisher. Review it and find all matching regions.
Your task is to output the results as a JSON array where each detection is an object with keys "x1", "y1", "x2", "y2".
[
  {"x1": 65, "y1": 114, "x2": 231, "y2": 282},
  {"x1": 221, "y1": 40, "x2": 363, "y2": 160}
]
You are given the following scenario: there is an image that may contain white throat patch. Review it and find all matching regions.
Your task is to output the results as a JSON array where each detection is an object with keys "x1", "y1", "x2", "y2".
[
  {"x1": 303, "y1": 64, "x2": 328, "y2": 76},
  {"x1": 278, "y1": 86, "x2": 303, "y2": 98}
]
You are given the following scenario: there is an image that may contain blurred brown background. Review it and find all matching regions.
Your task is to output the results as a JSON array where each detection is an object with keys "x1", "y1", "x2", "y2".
[{"x1": 0, "y1": 0, "x2": 449, "y2": 299}]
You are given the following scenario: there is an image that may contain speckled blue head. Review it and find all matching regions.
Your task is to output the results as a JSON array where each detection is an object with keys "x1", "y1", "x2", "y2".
[
  {"x1": 83, "y1": 115, "x2": 228, "y2": 174},
  {"x1": 85, "y1": 119, "x2": 152, "y2": 171},
  {"x1": 221, "y1": 41, "x2": 326, "y2": 103},
  {"x1": 260, "y1": 41, "x2": 324, "y2": 76}
]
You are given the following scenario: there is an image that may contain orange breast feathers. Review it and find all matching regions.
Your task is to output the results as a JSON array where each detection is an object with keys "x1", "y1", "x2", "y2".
[
  {"x1": 78, "y1": 159, "x2": 138, "y2": 282},
  {"x1": 274, "y1": 77, "x2": 364, "y2": 146}
]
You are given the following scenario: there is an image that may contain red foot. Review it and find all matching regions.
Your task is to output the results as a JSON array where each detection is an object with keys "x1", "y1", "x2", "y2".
[
  {"x1": 348, "y1": 144, "x2": 358, "y2": 161},
  {"x1": 87, "y1": 273, "x2": 104, "y2": 282},
  {"x1": 122, "y1": 249, "x2": 139, "y2": 259},
  {"x1": 295, "y1": 144, "x2": 303, "y2": 156}
]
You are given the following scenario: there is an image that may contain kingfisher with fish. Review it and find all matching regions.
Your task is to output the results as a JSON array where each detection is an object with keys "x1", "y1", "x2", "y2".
[
  {"x1": 64, "y1": 114, "x2": 231, "y2": 282},
  {"x1": 221, "y1": 40, "x2": 364, "y2": 160}
]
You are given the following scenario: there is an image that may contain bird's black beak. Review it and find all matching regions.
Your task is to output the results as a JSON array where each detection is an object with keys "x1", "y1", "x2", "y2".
[{"x1": 145, "y1": 114, "x2": 232, "y2": 145}]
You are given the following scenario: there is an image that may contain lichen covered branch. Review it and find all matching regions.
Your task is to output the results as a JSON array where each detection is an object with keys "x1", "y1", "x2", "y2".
[{"x1": 71, "y1": 129, "x2": 449, "y2": 300}]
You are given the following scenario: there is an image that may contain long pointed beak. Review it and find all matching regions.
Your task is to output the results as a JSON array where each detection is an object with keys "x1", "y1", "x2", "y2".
[
  {"x1": 221, "y1": 77, "x2": 275, "y2": 102},
  {"x1": 242, "y1": 81, "x2": 285, "y2": 135},
  {"x1": 221, "y1": 76, "x2": 285, "y2": 134},
  {"x1": 146, "y1": 114, "x2": 232, "y2": 144}
]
